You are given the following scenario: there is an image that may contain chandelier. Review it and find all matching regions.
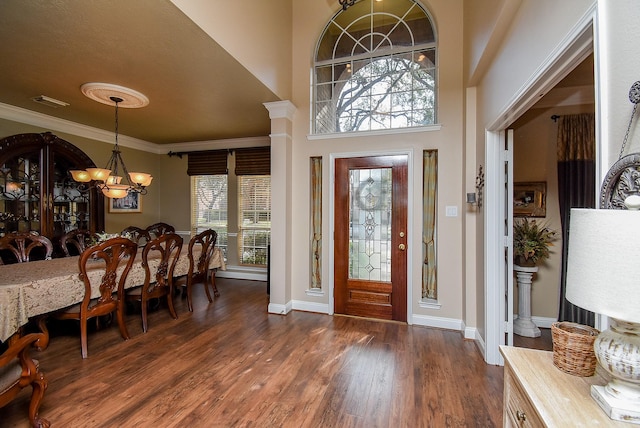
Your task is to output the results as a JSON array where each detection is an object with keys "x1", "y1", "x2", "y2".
[{"x1": 70, "y1": 96, "x2": 152, "y2": 199}]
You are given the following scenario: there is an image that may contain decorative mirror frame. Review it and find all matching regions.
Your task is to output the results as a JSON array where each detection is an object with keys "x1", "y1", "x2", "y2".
[{"x1": 600, "y1": 153, "x2": 640, "y2": 209}]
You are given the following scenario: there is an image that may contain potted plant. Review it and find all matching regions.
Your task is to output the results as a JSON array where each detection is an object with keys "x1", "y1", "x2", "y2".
[
  {"x1": 512, "y1": 217, "x2": 557, "y2": 338},
  {"x1": 513, "y1": 217, "x2": 557, "y2": 267}
]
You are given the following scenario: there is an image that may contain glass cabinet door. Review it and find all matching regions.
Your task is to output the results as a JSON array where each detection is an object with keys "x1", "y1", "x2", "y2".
[
  {"x1": 0, "y1": 153, "x2": 41, "y2": 236},
  {"x1": 0, "y1": 132, "x2": 104, "y2": 241},
  {"x1": 51, "y1": 153, "x2": 91, "y2": 236}
]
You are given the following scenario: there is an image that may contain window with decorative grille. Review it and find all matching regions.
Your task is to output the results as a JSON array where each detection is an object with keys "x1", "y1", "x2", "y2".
[{"x1": 313, "y1": 0, "x2": 437, "y2": 134}]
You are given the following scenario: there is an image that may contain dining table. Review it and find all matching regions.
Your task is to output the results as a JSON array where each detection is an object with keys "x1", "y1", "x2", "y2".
[{"x1": 0, "y1": 244, "x2": 225, "y2": 342}]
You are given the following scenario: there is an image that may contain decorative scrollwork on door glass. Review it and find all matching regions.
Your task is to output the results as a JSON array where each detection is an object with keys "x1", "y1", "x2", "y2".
[{"x1": 348, "y1": 167, "x2": 392, "y2": 281}]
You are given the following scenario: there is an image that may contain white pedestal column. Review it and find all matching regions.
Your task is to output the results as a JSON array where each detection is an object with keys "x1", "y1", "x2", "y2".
[{"x1": 513, "y1": 264, "x2": 541, "y2": 338}]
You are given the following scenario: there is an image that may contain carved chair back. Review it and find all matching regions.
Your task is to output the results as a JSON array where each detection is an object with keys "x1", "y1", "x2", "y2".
[
  {"x1": 56, "y1": 236, "x2": 137, "y2": 358},
  {"x1": 121, "y1": 226, "x2": 151, "y2": 246},
  {"x1": 60, "y1": 228, "x2": 98, "y2": 257},
  {"x1": 182, "y1": 229, "x2": 218, "y2": 312},
  {"x1": 145, "y1": 222, "x2": 175, "y2": 240},
  {"x1": 128, "y1": 233, "x2": 183, "y2": 332},
  {"x1": 0, "y1": 232, "x2": 53, "y2": 264}
]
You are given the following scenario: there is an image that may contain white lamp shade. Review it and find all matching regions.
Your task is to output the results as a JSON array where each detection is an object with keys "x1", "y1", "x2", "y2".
[{"x1": 566, "y1": 208, "x2": 640, "y2": 324}]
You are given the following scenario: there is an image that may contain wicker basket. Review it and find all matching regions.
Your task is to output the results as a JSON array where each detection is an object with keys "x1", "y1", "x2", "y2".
[{"x1": 551, "y1": 322, "x2": 599, "y2": 376}]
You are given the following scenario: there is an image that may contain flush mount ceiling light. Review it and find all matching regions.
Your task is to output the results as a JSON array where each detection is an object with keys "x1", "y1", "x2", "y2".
[
  {"x1": 72, "y1": 85, "x2": 152, "y2": 199},
  {"x1": 31, "y1": 95, "x2": 69, "y2": 108}
]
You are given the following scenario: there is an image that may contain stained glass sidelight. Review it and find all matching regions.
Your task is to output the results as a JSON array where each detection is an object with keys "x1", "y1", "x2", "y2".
[{"x1": 348, "y1": 168, "x2": 392, "y2": 281}]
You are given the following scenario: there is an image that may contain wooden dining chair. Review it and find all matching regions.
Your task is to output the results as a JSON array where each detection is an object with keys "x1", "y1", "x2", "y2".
[
  {"x1": 125, "y1": 233, "x2": 183, "y2": 332},
  {"x1": 54, "y1": 237, "x2": 138, "y2": 359},
  {"x1": 0, "y1": 332, "x2": 49, "y2": 428},
  {"x1": 144, "y1": 222, "x2": 175, "y2": 240},
  {"x1": 121, "y1": 226, "x2": 151, "y2": 246},
  {"x1": 59, "y1": 229, "x2": 97, "y2": 257},
  {"x1": 176, "y1": 229, "x2": 218, "y2": 312},
  {"x1": 0, "y1": 232, "x2": 53, "y2": 265}
]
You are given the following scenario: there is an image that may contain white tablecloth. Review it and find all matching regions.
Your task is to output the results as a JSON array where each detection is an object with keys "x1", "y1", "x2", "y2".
[{"x1": 0, "y1": 245, "x2": 224, "y2": 341}]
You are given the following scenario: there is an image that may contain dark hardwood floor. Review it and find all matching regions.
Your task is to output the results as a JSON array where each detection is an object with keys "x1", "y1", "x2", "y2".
[
  {"x1": 2, "y1": 278, "x2": 504, "y2": 427},
  {"x1": 513, "y1": 327, "x2": 553, "y2": 351}
]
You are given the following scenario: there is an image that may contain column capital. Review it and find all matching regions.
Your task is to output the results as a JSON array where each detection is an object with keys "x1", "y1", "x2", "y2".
[{"x1": 263, "y1": 100, "x2": 296, "y2": 121}]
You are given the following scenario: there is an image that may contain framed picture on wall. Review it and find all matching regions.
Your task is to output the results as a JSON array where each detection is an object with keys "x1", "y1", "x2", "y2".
[
  {"x1": 513, "y1": 182, "x2": 546, "y2": 217},
  {"x1": 108, "y1": 192, "x2": 142, "y2": 213}
]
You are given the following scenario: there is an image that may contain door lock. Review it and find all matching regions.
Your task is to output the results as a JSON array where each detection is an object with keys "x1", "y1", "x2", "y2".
[{"x1": 398, "y1": 243, "x2": 406, "y2": 251}]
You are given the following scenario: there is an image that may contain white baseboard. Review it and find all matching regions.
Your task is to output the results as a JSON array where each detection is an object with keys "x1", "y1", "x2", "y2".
[
  {"x1": 292, "y1": 300, "x2": 329, "y2": 314},
  {"x1": 464, "y1": 325, "x2": 477, "y2": 340},
  {"x1": 412, "y1": 314, "x2": 464, "y2": 331},
  {"x1": 216, "y1": 265, "x2": 267, "y2": 282},
  {"x1": 268, "y1": 301, "x2": 292, "y2": 315}
]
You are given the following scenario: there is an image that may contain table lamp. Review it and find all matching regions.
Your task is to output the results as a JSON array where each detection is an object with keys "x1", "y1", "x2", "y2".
[{"x1": 566, "y1": 205, "x2": 640, "y2": 424}]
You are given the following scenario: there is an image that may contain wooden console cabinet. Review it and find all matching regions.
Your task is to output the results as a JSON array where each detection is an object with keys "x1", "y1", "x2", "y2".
[{"x1": 500, "y1": 346, "x2": 627, "y2": 427}]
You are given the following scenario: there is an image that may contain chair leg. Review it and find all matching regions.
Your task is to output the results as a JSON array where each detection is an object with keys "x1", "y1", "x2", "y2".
[
  {"x1": 202, "y1": 275, "x2": 213, "y2": 303},
  {"x1": 80, "y1": 317, "x2": 88, "y2": 359},
  {"x1": 167, "y1": 292, "x2": 178, "y2": 320},
  {"x1": 186, "y1": 281, "x2": 194, "y2": 312},
  {"x1": 141, "y1": 298, "x2": 149, "y2": 333},
  {"x1": 35, "y1": 317, "x2": 50, "y2": 351},
  {"x1": 116, "y1": 304, "x2": 130, "y2": 340},
  {"x1": 210, "y1": 271, "x2": 220, "y2": 297},
  {"x1": 28, "y1": 371, "x2": 50, "y2": 428}
]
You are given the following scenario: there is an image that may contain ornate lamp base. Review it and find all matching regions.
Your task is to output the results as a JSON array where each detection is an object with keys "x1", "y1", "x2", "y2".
[
  {"x1": 591, "y1": 319, "x2": 640, "y2": 424},
  {"x1": 591, "y1": 384, "x2": 640, "y2": 424}
]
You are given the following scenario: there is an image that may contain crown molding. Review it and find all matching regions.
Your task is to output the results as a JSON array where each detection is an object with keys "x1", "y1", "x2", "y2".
[
  {"x1": 0, "y1": 101, "x2": 159, "y2": 153},
  {"x1": 161, "y1": 136, "x2": 271, "y2": 153},
  {"x1": 0, "y1": 102, "x2": 271, "y2": 154}
]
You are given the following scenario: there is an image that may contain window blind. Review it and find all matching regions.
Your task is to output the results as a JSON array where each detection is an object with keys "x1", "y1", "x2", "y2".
[
  {"x1": 187, "y1": 150, "x2": 228, "y2": 176},
  {"x1": 234, "y1": 146, "x2": 270, "y2": 176}
]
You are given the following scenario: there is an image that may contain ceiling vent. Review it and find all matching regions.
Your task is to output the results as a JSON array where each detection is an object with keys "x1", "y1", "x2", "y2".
[{"x1": 32, "y1": 95, "x2": 69, "y2": 108}]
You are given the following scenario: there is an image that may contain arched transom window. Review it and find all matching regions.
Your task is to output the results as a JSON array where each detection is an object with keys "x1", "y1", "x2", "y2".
[{"x1": 314, "y1": 0, "x2": 436, "y2": 134}]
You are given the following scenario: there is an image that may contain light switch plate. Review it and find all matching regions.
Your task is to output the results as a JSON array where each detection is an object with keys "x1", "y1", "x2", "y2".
[{"x1": 445, "y1": 206, "x2": 458, "y2": 217}]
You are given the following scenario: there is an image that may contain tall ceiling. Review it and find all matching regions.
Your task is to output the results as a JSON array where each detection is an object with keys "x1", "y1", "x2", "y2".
[{"x1": 0, "y1": 0, "x2": 280, "y2": 145}]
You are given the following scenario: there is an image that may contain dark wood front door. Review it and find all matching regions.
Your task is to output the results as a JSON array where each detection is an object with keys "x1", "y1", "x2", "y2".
[{"x1": 334, "y1": 155, "x2": 408, "y2": 322}]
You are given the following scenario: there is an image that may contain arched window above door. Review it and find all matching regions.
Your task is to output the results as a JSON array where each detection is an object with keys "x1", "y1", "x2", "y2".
[{"x1": 313, "y1": 0, "x2": 437, "y2": 134}]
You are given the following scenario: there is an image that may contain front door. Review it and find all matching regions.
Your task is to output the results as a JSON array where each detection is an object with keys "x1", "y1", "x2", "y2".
[{"x1": 334, "y1": 155, "x2": 408, "y2": 322}]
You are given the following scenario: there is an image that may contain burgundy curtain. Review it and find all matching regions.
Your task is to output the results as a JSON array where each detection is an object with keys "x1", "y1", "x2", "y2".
[{"x1": 557, "y1": 113, "x2": 595, "y2": 325}]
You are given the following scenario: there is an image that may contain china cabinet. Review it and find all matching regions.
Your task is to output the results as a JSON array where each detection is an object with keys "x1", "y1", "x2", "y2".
[{"x1": 0, "y1": 132, "x2": 104, "y2": 246}]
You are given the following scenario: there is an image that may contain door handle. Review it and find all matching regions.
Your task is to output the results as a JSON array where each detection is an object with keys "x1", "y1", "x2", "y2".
[{"x1": 398, "y1": 243, "x2": 406, "y2": 251}]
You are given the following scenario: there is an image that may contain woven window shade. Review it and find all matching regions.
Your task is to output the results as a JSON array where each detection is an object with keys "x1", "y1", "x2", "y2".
[
  {"x1": 234, "y1": 146, "x2": 271, "y2": 175},
  {"x1": 187, "y1": 150, "x2": 228, "y2": 176}
]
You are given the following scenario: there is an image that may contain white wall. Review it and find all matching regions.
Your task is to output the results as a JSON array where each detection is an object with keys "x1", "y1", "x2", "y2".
[
  {"x1": 170, "y1": 0, "x2": 293, "y2": 100},
  {"x1": 596, "y1": 0, "x2": 640, "y2": 172}
]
